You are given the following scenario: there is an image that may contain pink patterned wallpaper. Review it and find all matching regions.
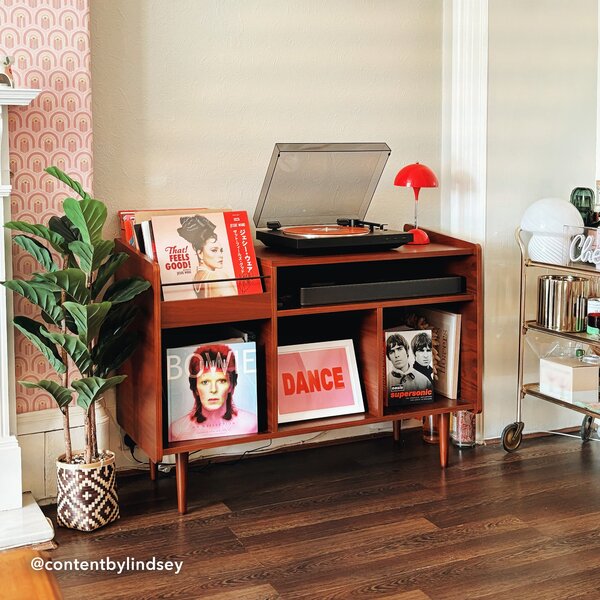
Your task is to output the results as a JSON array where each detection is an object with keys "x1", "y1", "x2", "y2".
[{"x1": 1, "y1": 0, "x2": 93, "y2": 413}]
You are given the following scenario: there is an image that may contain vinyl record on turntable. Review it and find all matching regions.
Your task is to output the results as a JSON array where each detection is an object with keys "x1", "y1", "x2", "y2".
[
  {"x1": 253, "y1": 143, "x2": 413, "y2": 252},
  {"x1": 283, "y1": 225, "x2": 371, "y2": 238}
]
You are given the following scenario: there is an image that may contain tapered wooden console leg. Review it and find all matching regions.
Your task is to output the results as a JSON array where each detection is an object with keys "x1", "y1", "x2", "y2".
[
  {"x1": 392, "y1": 420, "x2": 402, "y2": 443},
  {"x1": 439, "y1": 413, "x2": 450, "y2": 468},
  {"x1": 149, "y1": 460, "x2": 157, "y2": 481},
  {"x1": 176, "y1": 452, "x2": 189, "y2": 514}
]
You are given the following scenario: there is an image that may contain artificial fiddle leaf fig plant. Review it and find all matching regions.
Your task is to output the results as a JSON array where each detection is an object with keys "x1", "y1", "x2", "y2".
[{"x1": 2, "y1": 167, "x2": 150, "y2": 530}]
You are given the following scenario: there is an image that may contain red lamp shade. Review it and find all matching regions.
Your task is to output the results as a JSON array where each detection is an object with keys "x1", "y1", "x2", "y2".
[
  {"x1": 393, "y1": 162, "x2": 439, "y2": 201},
  {"x1": 393, "y1": 162, "x2": 439, "y2": 245}
]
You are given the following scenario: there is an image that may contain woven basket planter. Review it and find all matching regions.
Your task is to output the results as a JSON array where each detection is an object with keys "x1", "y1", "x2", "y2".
[{"x1": 56, "y1": 450, "x2": 119, "y2": 532}]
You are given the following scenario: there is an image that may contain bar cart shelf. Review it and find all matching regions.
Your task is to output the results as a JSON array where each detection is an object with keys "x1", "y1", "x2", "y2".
[{"x1": 502, "y1": 229, "x2": 600, "y2": 452}]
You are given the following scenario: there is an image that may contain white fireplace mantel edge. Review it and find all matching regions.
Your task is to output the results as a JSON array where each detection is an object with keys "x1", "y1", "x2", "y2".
[
  {"x1": 0, "y1": 88, "x2": 42, "y2": 105},
  {"x1": 0, "y1": 87, "x2": 54, "y2": 550}
]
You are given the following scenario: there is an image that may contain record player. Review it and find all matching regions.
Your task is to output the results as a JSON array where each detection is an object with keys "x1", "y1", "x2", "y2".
[{"x1": 253, "y1": 142, "x2": 413, "y2": 251}]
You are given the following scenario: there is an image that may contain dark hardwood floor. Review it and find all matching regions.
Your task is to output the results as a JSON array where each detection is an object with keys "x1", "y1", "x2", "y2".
[{"x1": 42, "y1": 430, "x2": 600, "y2": 599}]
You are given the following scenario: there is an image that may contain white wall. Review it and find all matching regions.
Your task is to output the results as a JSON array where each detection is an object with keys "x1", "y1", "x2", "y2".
[
  {"x1": 90, "y1": 0, "x2": 443, "y2": 237},
  {"x1": 484, "y1": 0, "x2": 598, "y2": 438}
]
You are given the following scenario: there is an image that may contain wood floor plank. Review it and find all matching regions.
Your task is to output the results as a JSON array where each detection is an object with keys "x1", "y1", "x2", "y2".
[
  {"x1": 491, "y1": 568, "x2": 600, "y2": 600},
  {"x1": 244, "y1": 516, "x2": 439, "y2": 566},
  {"x1": 199, "y1": 584, "x2": 282, "y2": 600},
  {"x1": 532, "y1": 509, "x2": 600, "y2": 536},
  {"x1": 383, "y1": 591, "x2": 432, "y2": 600},
  {"x1": 422, "y1": 545, "x2": 600, "y2": 599},
  {"x1": 227, "y1": 483, "x2": 442, "y2": 538}
]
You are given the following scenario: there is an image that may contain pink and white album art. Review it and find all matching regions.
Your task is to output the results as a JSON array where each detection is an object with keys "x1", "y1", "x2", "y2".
[{"x1": 277, "y1": 340, "x2": 364, "y2": 424}]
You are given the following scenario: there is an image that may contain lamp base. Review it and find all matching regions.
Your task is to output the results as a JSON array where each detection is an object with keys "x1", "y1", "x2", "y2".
[{"x1": 407, "y1": 228, "x2": 430, "y2": 245}]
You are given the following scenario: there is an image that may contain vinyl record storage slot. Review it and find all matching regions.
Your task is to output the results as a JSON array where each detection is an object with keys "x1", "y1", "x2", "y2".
[
  {"x1": 160, "y1": 322, "x2": 270, "y2": 442},
  {"x1": 115, "y1": 229, "x2": 483, "y2": 513}
]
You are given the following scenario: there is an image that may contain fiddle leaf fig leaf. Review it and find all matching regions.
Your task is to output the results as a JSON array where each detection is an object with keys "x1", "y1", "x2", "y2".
[
  {"x1": 37, "y1": 269, "x2": 90, "y2": 304},
  {"x1": 40, "y1": 330, "x2": 92, "y2": 375},
  {"x1": 45, "y1": 166, "x2": 91, "y2": 200},
  {"x1": 12, "y1": 235, "x2": 58, "y2": 272},
  {"x1": 68, "y1": 240, "x2": 113, "y2": 275},
  {"x1": 72, "y1": 375, "x2": 126, "y2": 411},
  {"x1": 63, "y1": 197, "x2": 107, "y2": 245},
  {"x1": 3, "y1": 280, "x2": 63, "y2": 325},
  {"x1": 19, "y1": 379, "x2": 72, "y2": 409},
  {"x1": 91, "y1": 240, "x2": 115, "y2": 270},
  {"x1": 13, "y1": 316, "x2": 66, "y2": 374},
  {"x1": 63, "y1": 301, "x2": 112, "y2": 345},
  {"x1": 93, "y1": 331, "x2": 137, "y2": 377},
  {"x1": 97, "y1": 303, "x2": 137, "y2": 341},
  {"x1": 103, "y1": 277, "x2": 151, "y2": 304},
  {"x1": 62, "y1": 302, "x2": 86, "y2": 341},
  {"x1": 92, "y1": 252, "x2": 128, "y2": 299},
  {"x1": 5, "y1": 221, "x2": 65, "y2": 253},
  {"x1": 67, "y1": 241, "x2": 94, "y2": 273},
  {"x1": 49, "y1": 215, "x2": 80, "y2": 245}
]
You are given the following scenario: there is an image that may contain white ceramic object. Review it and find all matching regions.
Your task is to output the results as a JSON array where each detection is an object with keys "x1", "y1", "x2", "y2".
[
  {"x1": 521, "y1": 197, "x2": 584, "y2": 264},
  {"x1": 527, "y1": 234, "x2": 566, "y2": 264}
]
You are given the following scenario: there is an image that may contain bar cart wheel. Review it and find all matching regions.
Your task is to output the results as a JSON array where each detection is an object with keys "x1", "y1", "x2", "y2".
[
  {"x1": 580, "y1": 415, "x2": 595, "y2": 442},
  {"x1": 502, "y1": 421, "x2": 524, "y2": 452}
]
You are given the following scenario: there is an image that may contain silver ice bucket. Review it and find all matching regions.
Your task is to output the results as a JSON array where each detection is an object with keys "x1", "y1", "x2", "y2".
[{"x1": 537, "y1": 275, "x2": 589, "y2": 332}]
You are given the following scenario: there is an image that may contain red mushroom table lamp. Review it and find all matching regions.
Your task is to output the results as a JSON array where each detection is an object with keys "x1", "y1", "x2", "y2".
[{"x1": 393, "y1": 162, "x2": 439, "y2": 245}]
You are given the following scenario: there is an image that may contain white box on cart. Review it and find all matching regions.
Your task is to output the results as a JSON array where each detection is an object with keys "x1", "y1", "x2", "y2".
[{"x1": 539, "y1": 356, "x2": 598, "y2": 403}]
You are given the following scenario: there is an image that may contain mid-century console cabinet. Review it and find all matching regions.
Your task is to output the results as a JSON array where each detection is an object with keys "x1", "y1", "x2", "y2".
[{"x1": 116, "y1": 229, "x2": 482, "y2": 513}]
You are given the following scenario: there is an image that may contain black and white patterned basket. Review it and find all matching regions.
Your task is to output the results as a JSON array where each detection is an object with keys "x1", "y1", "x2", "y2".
[{"x1": 56, "y1": 450, "x2": 119, "y2": 532}]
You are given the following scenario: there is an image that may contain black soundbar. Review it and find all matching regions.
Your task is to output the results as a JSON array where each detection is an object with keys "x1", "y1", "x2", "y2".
[{"x1": 299, "y1": 276, "x2": 465, "y2": 306}]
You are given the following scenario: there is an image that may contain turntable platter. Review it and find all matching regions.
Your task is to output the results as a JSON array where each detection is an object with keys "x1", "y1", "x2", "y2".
[{"x1": 283, "y1": 225, "x2": 370, "y2": 238}]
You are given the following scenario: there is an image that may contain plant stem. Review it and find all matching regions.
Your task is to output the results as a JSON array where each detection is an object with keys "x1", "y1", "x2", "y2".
[
  {"x1": 61, "y1": 256, "x2": 73, "y2": 463},
  {"x1": 62, "y1": 407, "x2": 72, "y2": 463},
  {"x1": 90, "y1": 402, "x2": 98, "y2": 461},
  {"x1": 84, "y1": 270, "x2": 94, "y2": 463},
  {"x1": 84, "y1": 410, "x2": 92, "y2": 464}
]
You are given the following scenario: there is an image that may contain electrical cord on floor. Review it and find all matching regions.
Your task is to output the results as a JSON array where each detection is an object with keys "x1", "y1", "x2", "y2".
[
  {"x1": 188, "y1": 431, "x2": 328, "y2": 472},
  {"x1": 188, "y1": 440, "x2": 274, "y2": 473},
  {"x1": 223, "y1": 439, "x2": 274, "y2": 466},
  {"x1": 125, "y1": 438, "x2": 149, "y2": 464}
]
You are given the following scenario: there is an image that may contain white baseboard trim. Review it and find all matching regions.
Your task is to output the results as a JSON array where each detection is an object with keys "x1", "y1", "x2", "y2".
[
  {"x1": 0, "y1": 435, "x2": 22, "y2": 511},
  {"x1": 18, "y1": 403, "x2": 89, "y2": 436}
]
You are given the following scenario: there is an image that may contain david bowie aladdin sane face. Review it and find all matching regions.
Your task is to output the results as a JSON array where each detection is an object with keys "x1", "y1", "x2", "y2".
[
  {"x1": 196, "y1": 369, "x2": 231, "y2": 411},
  {"x1": 199, "y1": 236, "x2": 224, "y2": 271}
]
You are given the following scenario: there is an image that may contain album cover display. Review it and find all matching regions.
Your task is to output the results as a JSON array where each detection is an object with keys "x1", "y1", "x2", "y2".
[
  {"x1": 118, "y1": 207, "x2": 230, "y2": 251},
  {"x1": 384, "y1": 328, "x2": 434, "y2": 408},
  {"x1": 167, "y1": 341, "x2": 258, "y2": 442},
  {"x1": 277, "y1": 339, "x2": 364, "y2": 423},
  {"x1": 152, "y1": 210, "x2": 263, "y2": 301}
]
